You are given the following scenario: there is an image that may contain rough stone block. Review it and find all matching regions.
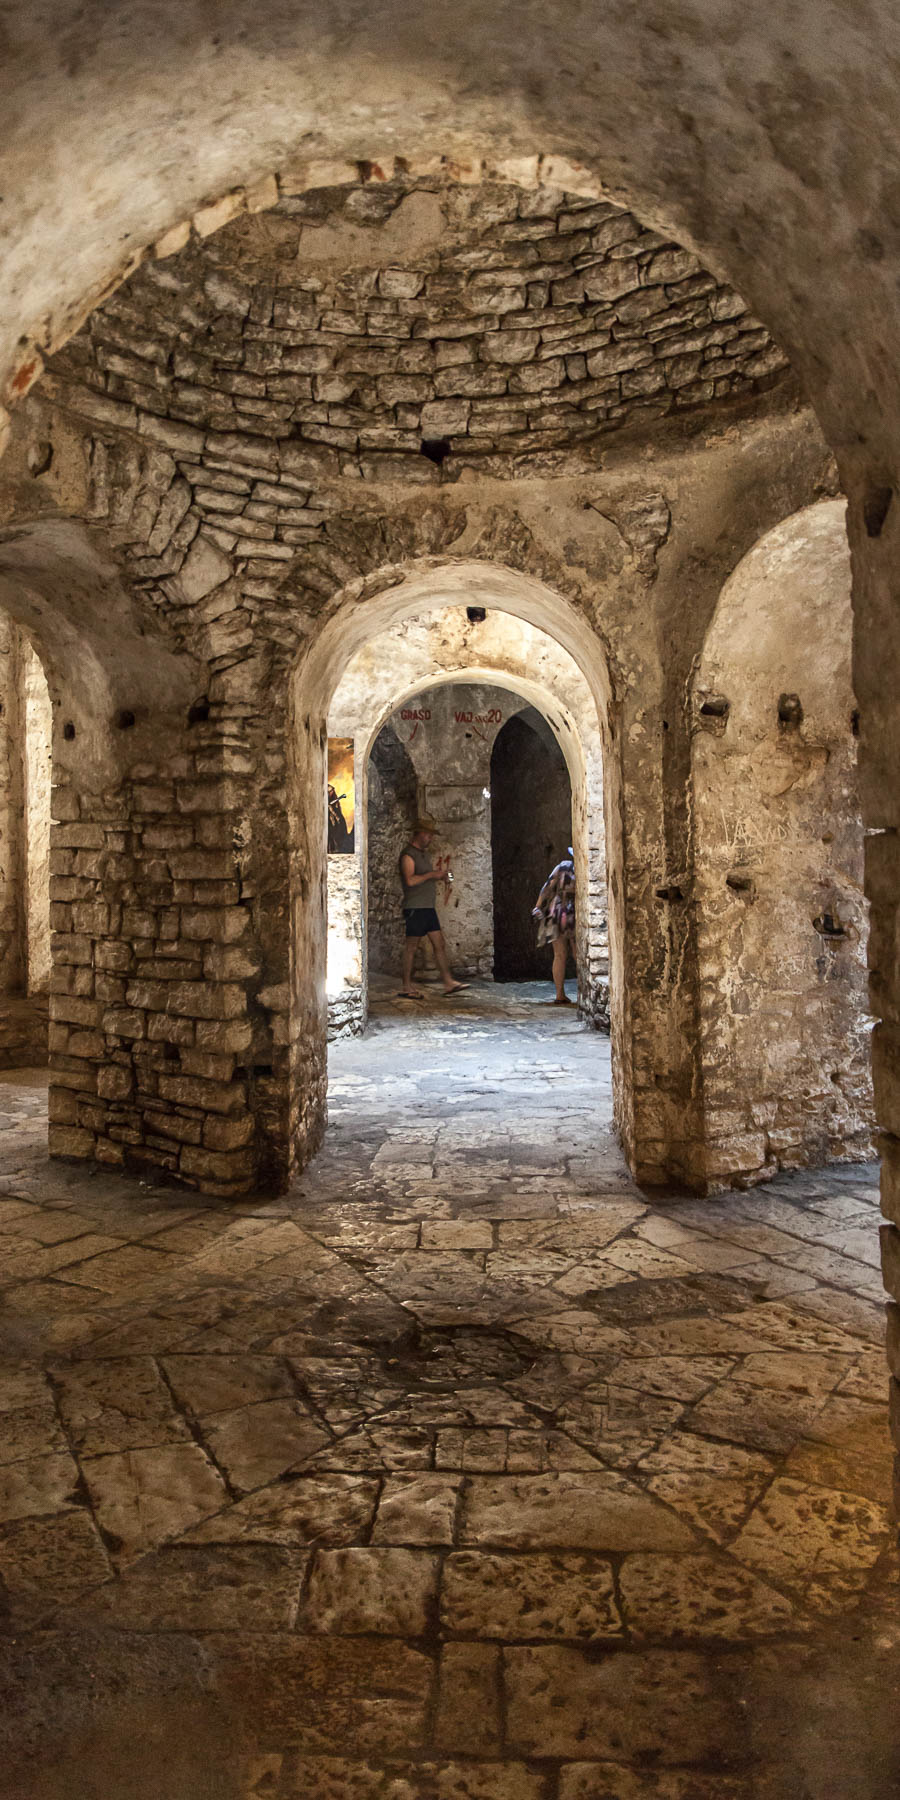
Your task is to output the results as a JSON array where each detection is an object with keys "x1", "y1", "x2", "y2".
[
  {"x1": 887, "y1": 1303, "x2": 900, "y2": 1379},
  {"x1": 165, "y1": 982, "x2": 247, "y2": 1020},
  {"x1": 95, "y1": 941, "x2": 134, "y2": 972},
  {"x1": 125, "y1": 981, "x2": 170, "y2": 1013},
  {"x1": 102, "y1": 1009, "x2": 146, "y2": 1040},
  {"x1": 147, "y1": 1013, "x2": 195, "y2": 1045},
  {"x1": 157, "y1": 1074, "x2": 247, "y2": 1114},
  {"x1": 301, "y1": 1547, "x2": 438, "y2": 1636},
  {"x1": 179, "y1": 1144, "x2": 256, "y2": 1183},
  {"x1": 178, "y1": 1048, "x2": 235, "y2": 1082},
  {"x1": 122, "y1": 908, "x2": 157, "y2": 939},
  {"x1": 48, "y1": 1087, "x2": 80, "y2": 1124},
  {"x1": 48, "y1": 1125, "x2": 95, "y2": 1159},
  {"x1": 98, "y1": 1065, "x2": 134, "y2": 1102},
  {"x1": 144, "y1": 1111, "x2": 204, "y2": 1146},
  {"x1": 203, "y1": 943, "x2": 260, "y2": 980},
  {"x1": 194, "y1": 1019, "x2": 254, "y2": 1053},
  {"x1": 180, "y1": 907, "x2": 248, "y2": 943},
  {"x1": 49, "y1": 995, "x2": 99, "y2": 1027},
  {"x1": 880, "y1": 1223, "x2": 900, "y2": 1302},
  {"x1": 203, "y1": 1114, "x2": 255, "y2": 1151},
  {"x1": 50, "y1": 966, "x2": 94, "y2": 999},
  {"x1": 70, "y1": 903, "x2": 110, "y2": 937}
]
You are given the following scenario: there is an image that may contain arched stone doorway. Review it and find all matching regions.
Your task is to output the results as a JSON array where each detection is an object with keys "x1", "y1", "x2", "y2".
[
  {"x1": 362, "y1": 686, "x2": 576, "y2": 991},
  {"x1": 490, "y1": 709, "x2": 571, "y2": 984},
  {"x1": 317, "y1": 578, "x2": 615, "y2": 1092}
]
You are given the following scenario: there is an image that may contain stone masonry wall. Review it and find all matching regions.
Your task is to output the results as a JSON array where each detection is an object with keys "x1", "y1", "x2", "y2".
[
  {"x1": 691, "y1": 502, "x2": 873, "y2": 1187},
  {"x1": 367, "y1": 724, "x2": 418, "y2": 978},
  {"x1": 47, "y1": 717, "x2": 288, "y2": 1198},
  {"x1": 0, "y1": 614, "x2": 25, "y2": 995},
  {"x1": 23, "y1": 635, "x2": 52, "y2": 994},
  {"x1": 326, "y1": 850, "x2": 365, "y2": 1038}
]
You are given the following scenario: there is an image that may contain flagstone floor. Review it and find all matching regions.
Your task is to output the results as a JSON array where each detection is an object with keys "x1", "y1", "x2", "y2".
[{"x1": 0, "y1": 981, "x2": 897, "y2": 1799}]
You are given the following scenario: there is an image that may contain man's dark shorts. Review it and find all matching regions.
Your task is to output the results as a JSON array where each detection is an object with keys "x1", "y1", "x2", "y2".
[{"x1": 404, "y1": 907, "x2": 441, "y2": 938}]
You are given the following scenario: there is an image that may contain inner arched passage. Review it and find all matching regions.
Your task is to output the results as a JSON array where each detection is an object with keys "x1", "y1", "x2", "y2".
[
  {"x1": 292, "y1": 559, "x2": 626, "y2": 1176},
  {"x1": 361, "y1": 685, "x2": 576, "y2": 990},
  {"x1": 322, "y1": 594, "x2": 612, "y2": 1042},
  {"x1": 691, "y1": 499, "x2": 874, "y2": 1187}
]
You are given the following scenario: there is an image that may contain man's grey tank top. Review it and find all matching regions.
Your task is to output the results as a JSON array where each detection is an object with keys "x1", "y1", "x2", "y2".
[{"x1": 400, "y1": 842, "x2": 437, "y2": 909}]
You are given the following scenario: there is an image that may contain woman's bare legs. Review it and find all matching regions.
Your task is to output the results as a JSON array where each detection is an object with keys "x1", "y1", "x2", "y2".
[{"x1": 552, "y1": 933, "x2": 576, "y2": 1004}]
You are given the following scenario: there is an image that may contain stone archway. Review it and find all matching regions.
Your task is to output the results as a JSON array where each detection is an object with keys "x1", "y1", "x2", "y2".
[{"x1": 322, "y1": 594, "x2": 611, "y2": 1052}]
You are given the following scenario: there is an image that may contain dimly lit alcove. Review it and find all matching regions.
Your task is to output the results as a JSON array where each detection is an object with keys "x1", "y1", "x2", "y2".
[
  {"x1": 490, "y1": 708, "x2": 572, "y2": 980},
  {"x1": 367, "y1": 722, "x2": 418, "y2": 976}
]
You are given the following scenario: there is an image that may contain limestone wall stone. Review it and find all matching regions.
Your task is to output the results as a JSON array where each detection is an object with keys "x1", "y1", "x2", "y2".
[
  {"x1": 326, "y1": 847, "x2": 365, "y2": 1037},
  {"x1": 0, "y1": 615, "x2": 24, "y2": 995},
  {"x1": 22, "y1": 636, "x2": 52, "y2": 994},
  {"x1": 691, "y1": 502, "x2": 873, "y2": 1187},
  {"x1": 0, "y1": 618, "x2": 52, "y2": 1016},
  {"x1": 367, "y1": 724, "x2": 418, "y2": 978}
]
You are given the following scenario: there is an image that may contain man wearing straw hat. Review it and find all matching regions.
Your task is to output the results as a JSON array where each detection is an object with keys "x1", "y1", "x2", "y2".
[{"x1": 397, "y1": 814, "x2": 469, "y2": 1000}]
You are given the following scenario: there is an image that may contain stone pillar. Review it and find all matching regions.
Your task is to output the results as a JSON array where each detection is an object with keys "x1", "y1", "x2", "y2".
[
  {"x1": 22, "y1": 636, "x2": 52, "y2": 994},
  {"x1": 0, "y1": 613, "x2": 25, "y2": 995},
  {"x1": 47, "y1": 698, "x2": 290, "y2": 1196}
]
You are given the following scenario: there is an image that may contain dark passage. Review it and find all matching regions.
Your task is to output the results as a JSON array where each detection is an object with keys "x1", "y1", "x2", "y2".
[
  {"x1": 367, "y1": 723, "x2": 418, "y2": 975},
  {"x1": 490, "y1": 708, "x2": 571, "y2": 980}
]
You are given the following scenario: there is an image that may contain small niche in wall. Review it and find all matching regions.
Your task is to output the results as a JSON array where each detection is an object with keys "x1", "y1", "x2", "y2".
[
  {"x1": 777, "y1": 692, "x2": 803, "y2": 728},
  {"x1": 813, "y1": 910, "x2": 847, "y2": 940},
  {"x1": 697, "y1": 694, "x2": 730, "y2": 732},
  {"x1": 420, "y1": 437, "x2": 451, "y2": 466},
  {"x1": 726, "y1": 872, "x2": 755, "y2": 897},
  {"x1": 327, "y1": 737, "x2": 355, "y2": 853}
]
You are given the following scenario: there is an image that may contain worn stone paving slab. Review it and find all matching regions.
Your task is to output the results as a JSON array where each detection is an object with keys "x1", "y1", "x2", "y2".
[
  {"x1": 81, "y1": 1442, "x2": 228, "y2": 1559},
  {"x1": 442, "y1": 1547, "x2": 622, "y2": 1640},
  {"x1": 51, "y1": 1355, "x2": 193, "y2": 1455},
  {"x1": 460, "y1": 1471, "x2": 697, "y2": 1551},
  {"x1": 0, "y1": 988, "x2": 893, "y2": 1797},
  {"x1": 186, "y1": 1472, "x2": 380, "y2": 1546},
  {"x1": 617, "y1": 1550, "x2": 799, "y2": 1640},
  {"x1": 0, "y1": 1510, "x2": 111, "y2": 1623},
  {"x1": 301, "y1": 1546, "x2": 439, "y2": 1635},
  {"x1": 504, "y1": 1644, "x2": 737, "y2": 1762}
]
